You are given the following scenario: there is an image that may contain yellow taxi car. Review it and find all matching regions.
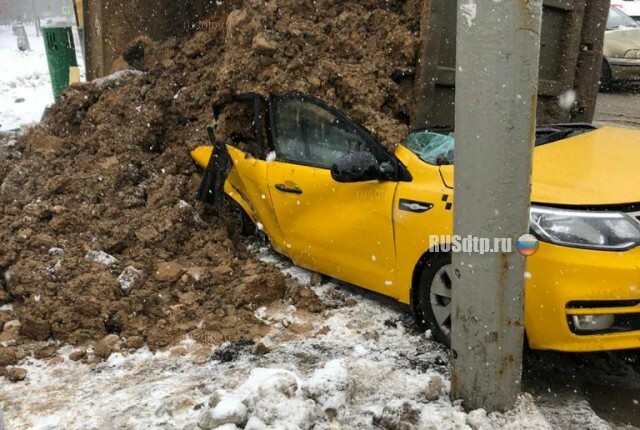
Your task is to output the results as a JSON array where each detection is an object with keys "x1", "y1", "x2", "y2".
[{"x1": 192, "y1": 93, "x2": 640, "y2": 353}]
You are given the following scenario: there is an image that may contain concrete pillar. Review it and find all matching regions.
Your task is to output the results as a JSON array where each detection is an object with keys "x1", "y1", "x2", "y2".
[{"x1": 451, "y1": 0, "x2": 543, "y2": 412}]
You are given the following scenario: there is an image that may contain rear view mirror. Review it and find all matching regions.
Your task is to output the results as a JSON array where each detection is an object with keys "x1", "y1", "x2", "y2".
[{"x1": 331, "y1": 151, "x2": 382, "y2": 183}]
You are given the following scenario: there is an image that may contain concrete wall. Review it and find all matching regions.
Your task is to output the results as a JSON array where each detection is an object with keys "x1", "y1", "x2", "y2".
[
  {"x1": 414, "y1": 0, "x2": 610, "y2": 126},
  {"x1": 84, "y1": 0, "x2": 214, "y2": 79}
]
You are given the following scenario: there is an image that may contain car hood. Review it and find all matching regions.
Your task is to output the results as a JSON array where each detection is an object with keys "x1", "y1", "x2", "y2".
[
  {"x1": 438, "y1": 126, "x2": 640, "y2": 206},
  {"x1": 605, "y1": 27, "x2": 640, "y2": 55}
]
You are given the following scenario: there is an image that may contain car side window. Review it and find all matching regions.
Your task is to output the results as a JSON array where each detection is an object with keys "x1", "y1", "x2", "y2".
[
  {"x1": 271, "y1": 97, "x2": 369, "y2": 168},
  {"x1": 606, "y1": 7, "x2": 638, "y2": 30}
]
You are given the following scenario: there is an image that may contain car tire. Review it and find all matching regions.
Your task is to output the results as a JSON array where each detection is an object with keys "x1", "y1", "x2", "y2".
[
  {"x1": 418, "y1": 253, "x2": 453, "y2": 347},
  {"x1": 600, "y1": 59, "x2": 613, "y2": 93}
]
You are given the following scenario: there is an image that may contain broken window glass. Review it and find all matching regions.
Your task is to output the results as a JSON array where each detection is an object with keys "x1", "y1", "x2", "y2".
[{"x1": 404, "y1": 131, "x2": 455, "y2": 165}]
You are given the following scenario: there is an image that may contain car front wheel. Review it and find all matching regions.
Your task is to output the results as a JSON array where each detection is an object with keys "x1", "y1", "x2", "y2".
[{"x1": 418, "y1": 253, "x2": 453, "y2": 347}]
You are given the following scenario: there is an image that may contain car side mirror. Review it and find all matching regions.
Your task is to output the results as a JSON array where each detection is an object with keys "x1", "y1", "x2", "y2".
[{"x1": 331, "y1": 151, "x2": 383, "y2": 183}]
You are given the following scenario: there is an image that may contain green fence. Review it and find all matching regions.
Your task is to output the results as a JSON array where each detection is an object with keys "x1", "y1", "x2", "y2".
[{"x1": 43, "y1": 25, "x2": 78, "y2": 100}]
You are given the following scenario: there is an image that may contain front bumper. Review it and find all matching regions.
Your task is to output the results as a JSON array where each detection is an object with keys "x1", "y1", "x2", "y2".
[
  {"x1": 609, "y1": 58, "x2": 640, "y2": 82},
  {"x1": 526, "y1": 242, "x2": 640, "y2": 352}
]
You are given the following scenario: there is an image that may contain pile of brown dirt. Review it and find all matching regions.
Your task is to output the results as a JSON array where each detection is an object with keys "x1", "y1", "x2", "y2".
[
  {"x1": 110, "y1": 0, "x2": 421, "y2": 151},
  {"x1": 0, "y1": 116, "x2": 324, "y2": 356},
  {"x1": 0, "y1": 0, "x2": 420, "y2": 361}
]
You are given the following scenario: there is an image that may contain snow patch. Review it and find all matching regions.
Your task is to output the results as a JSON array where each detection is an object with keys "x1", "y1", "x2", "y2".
[
  {"x1": 558, "y1": 89, "x2": 577, "y2": 111},
  {"x1": 84, "y1": 250, "x2": 118, "y2": 266},
  {"x1": 0, "y1": 24, "x2": 53, "y2": 131},
  {"x1": 94, "y1": 69, "x2": 145, "y2": 89},
  {"x1": 266, "y1": 151, "x2": 276, "y2": 162},
  {"x1": 117, "y1": 266, "x2": 143, "y2": 293},
  {"x1": 47, "y1": 247, "x2": 64, "y2": 257}
]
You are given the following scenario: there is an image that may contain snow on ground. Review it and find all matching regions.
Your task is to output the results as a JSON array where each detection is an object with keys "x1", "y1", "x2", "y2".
[
  {"x1": 0, "y1": 23, "x2": 85, "y2": 132},
  {"x1": 1, "y1": 246, "x2": 632, "y2": 430},
  {"x1": 0, "y1": 24, "x2": 52, "y2": 131}
]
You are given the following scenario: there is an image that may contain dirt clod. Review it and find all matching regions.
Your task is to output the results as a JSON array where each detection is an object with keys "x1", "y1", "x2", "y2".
[
  {"x1": 253, "y1": 342, "x2": 270, "y2": 356},
  {"x1": 424, "y1": 374, "x2": 444, "y2": 401},
  {"x1": 310, "y1": 273, "x2": 323, "y2": 286},
  {"x1": 94, "y1": 334, "x2": 121, "y2": 359},
  {"x1": 69, "y1": 350, "x2": 86, "y2": 361},
  {"x1": 154, "y1": 261, "x2": 184, "y2": 282},
  {"x1": 19, "y1": 316, "x2": 51, "y2": 341},
  {"x1": 0, "y1": 347, "x2": 17, "y2": 367},
  {"x1": 123, "y1": 336, "x2": 144, "y2": 350},
  {"x1": 0, "y1": 320, "x2": 21, "y2": 343},
  {"x1": 5, "y1": 366, "x2": 27, "y2": 382},
  {"x1": 212, "y1": 339, "x2": 255, "y2": 363},
  {"x1": 33, "y1": 344, "x2": 58, "y2": 360},
  {"x1": 377, "y1": 401, "x2": 422, "y2": 430}
]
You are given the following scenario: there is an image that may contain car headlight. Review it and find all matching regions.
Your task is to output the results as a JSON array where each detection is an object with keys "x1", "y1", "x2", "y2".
[
  {"x1": 530, "y1": 206, "x2": 640, "y2": 251},
  {"x1": 624, "y1": 49, "x2": 640, "y2": 59}
]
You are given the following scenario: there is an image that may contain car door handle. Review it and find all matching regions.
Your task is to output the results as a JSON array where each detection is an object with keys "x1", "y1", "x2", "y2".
[
  {"x1": 399, "y1": 199, "x2": 433, "y2": 213},
  {"x1": 275, "y1": 183, "x2": 303, "y2": 194}
]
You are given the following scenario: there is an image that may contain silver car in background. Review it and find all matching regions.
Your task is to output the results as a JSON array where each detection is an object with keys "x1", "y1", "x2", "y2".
[{"x1": 601, "y1": 6, "x2": 640, "y2": 90}]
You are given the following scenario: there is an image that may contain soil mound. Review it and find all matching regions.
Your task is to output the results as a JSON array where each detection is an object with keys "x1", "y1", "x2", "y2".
[
  {"x1": 0, "y1": 0, "x2": 419, "y2": 360},
  {"x1": 0, "y1": 114, "x2": 322, "y2": 354}
]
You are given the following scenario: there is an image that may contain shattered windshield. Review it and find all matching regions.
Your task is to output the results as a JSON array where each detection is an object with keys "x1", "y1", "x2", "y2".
[
  {"x1": 405, "y1": 124, "x2": 596, "y2": 166},
  {"x1": 404, "y1": 131, "x2": 455, "y2": 165}
]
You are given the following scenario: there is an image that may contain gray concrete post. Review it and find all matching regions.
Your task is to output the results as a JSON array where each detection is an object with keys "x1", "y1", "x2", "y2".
[
  {"x1": 451, "y1": 0, "x2": 543, "y2": 412},
  {"x1": 16, "y1": 25, "x2": 31, "y2": 51}
]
